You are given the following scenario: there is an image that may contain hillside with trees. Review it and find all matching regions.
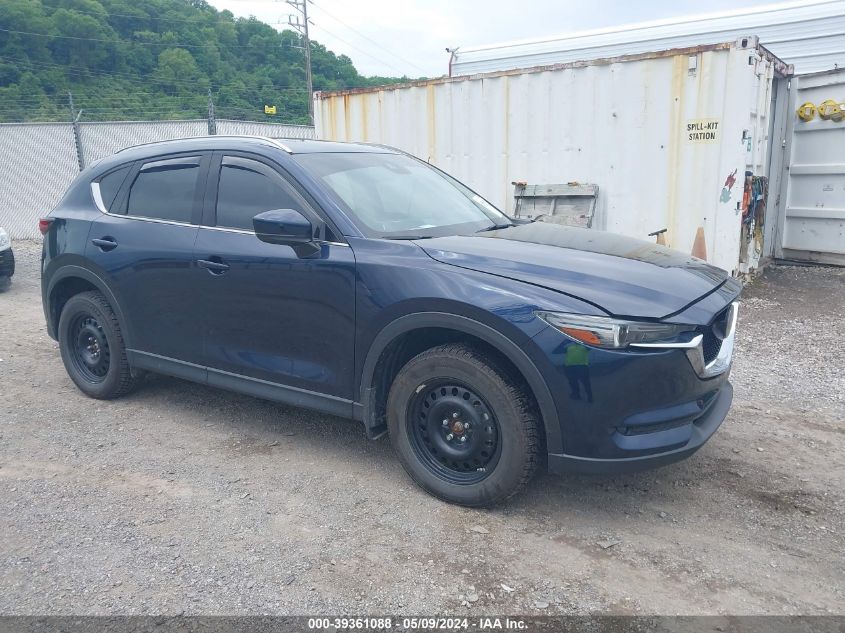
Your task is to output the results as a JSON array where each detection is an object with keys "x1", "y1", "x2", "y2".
[{"x1": 0, "y1": 0, "x2": 415, "y2": 123}]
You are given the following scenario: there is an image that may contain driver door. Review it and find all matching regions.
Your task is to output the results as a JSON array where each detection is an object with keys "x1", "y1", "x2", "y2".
[{"x1": 193, "y1": 152, "x2": 356, "y2": 412}]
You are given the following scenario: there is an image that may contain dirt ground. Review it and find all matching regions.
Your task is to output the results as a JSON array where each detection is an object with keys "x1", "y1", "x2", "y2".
[{"x1": 0, "y1": 240, "x2": 842, "y2": 615}]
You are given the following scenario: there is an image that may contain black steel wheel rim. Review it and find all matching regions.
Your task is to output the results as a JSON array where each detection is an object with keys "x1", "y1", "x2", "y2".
[
  {"x1": 407, "y1": 381, "x2": 501, "y2": 485},
  {"x1": 68, "y1": 313, "x2": 111, "y2": 383}
]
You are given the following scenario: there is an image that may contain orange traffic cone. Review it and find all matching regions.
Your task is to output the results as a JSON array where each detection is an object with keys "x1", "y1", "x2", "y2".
[{"x1": 691, "y1": 227, "x2": 707, "y2": 260}]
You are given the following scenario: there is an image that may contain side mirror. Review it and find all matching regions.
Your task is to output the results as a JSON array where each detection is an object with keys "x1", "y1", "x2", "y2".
[{"x1": 253, "y1": 209, "x2": 314, "y2": 246}]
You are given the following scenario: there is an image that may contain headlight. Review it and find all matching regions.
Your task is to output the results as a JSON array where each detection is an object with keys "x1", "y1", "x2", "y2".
[
  {"x1": 0, "y1": 228, "x2": 10, "y2": 251},
  {"x1": 535, "y1": 311, "x2": 695, "y2": 349}
]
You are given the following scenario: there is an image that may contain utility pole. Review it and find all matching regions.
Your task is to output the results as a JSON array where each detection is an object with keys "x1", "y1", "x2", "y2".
[
  {"x1": 67, "y1": 91, "x2": 85, "y2": 171},
  {"x1": 287, "y1": 0, "x2": 313, "y2": 125},
  {"x1": 207, "y1": 88, "x2": 217, "y2": 135}
]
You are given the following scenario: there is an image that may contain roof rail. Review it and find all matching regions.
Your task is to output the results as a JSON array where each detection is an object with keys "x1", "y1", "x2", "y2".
[
  {"x1": 359, "y1": 142, "x2": 406, "y2": 155},
  {"x1": 115, "y1": 134, "x2": 294, "y2": 154},
  {"x1": 262, "y1": 136, "x2": 293, "y2": 153}
]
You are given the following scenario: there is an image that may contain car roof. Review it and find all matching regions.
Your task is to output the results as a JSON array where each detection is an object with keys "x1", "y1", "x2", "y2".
[
  {"x1": 90, "y1": 136, "x2": 397, "y2": 175},
  {"x1": 87, "y1": 136, "x2": 401, "y2": 179},
  {"x1": 118, "y1": 136, "x2": 393, "y2": 158}
]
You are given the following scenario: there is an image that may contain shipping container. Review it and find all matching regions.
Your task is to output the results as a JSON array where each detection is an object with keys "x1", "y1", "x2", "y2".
[
  {"x1": 771, "y1": 68, "x2": 845, "y2": 266},
  {"x1": 315, "y1": 38, "x2": 791, "y2": 274},
  {"x1": 450, "y1": 0, "x2": 845, "y2": 77}
]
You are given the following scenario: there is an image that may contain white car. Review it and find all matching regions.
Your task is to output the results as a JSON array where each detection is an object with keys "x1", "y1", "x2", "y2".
[{"x1": 0, "y1": 227, "x2": 14, "y2": 287}]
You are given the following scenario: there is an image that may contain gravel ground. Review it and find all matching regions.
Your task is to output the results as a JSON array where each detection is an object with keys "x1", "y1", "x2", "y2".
[{"x1": 0, "y1": 240, "x2": 842, "y2": 615}]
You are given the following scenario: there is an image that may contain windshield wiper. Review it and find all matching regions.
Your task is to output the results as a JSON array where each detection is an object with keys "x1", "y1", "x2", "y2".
[
  {"x1": 475, "y1": 223, "x2": 512, "y2": 233},
  {"x1": 384, "y1": 235, "x2": 435, "y2": 240}
]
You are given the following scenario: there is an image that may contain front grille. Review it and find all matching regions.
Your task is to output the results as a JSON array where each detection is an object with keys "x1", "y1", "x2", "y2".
[
  {"x1": 700, "y1": 307, "x2": 730, "y2": 364},
  {"x1": 701, "y1": 329, "x2": 721, "y2": 364}
]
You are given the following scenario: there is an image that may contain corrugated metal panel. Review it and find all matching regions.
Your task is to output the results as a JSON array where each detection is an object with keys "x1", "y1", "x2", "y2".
[
  {"x1": 777, "y1": 70, "x2": 845, "y2": 264},
  {"x1": 316, "y1": 42, "x2": 781, "y2": 273},
  {"x1": 0, "y1": 123, "x2": 78, "y2": 239},
  {"x1": 452, "y1": 0, "x2": 843, "y2": 76}
]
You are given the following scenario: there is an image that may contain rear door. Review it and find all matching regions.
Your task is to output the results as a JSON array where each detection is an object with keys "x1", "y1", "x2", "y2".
[
  {"x1": 85, "y1": 152, "x2": 210, "y2": 369},
  {"x1": 193, "y1": 151, "x2": 356, "y2": 408}
]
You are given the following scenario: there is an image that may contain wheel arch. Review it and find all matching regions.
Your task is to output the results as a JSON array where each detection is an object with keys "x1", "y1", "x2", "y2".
[
  {"x1": 46, "y1": 266, "x2": 131, "y2": 348},
  {"x1": 358, "y1": 312, "x2": 562, "y2": 455}
]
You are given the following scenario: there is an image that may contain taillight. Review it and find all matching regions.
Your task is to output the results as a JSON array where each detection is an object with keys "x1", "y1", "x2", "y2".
[{"x1": 38, "y1": 218, "x2": 53, "y2": 236}]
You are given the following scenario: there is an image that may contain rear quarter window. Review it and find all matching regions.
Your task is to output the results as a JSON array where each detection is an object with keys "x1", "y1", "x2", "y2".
[{"x1": 96, "y1": 166, "x2": 131, "y2": 211}]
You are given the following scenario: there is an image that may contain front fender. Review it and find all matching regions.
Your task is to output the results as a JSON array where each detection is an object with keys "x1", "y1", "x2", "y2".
[{"x1": 358, "y1": 311, "x2": 563, "y2": 455}]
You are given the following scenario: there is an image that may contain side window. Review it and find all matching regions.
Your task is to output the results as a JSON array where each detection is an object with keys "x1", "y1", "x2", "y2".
[
  {"x1": 126, "y1": 156, "x2": 201, "y2": 223},
  {"x1": 215, "y1": 156, "x2": 304, "y2": 231},
  {"x1": 96, "y1": 165, "x2": 130, "y2": 211}
]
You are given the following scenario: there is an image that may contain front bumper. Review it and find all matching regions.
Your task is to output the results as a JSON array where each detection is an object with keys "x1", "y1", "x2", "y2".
[
  {"x1": 548, "y1": 382, "x2": 732, "y2": 474},
  {"x1": 526, "y1": 297, "x2": 739, "y2": 470},
  {"x1": 0, "y1": 247, "x2": 14, "y2": 278}
]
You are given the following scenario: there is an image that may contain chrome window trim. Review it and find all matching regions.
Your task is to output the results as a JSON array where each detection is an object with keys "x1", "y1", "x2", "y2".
[
  {"x1": 109, "y1": 213, "x2": 194, "y2": 228},
  {"x1": 196, "y1": 223, "x2": 350, "y2": 246},
  {"x1": 199, "y1": 225, "x2": 253, "y2": 235},
  {"x1": 91, "y1": 181, "x2": 107, "y2": 214},
  {"x1": 91, "y1": 182, "x2": 196, "y2": 228}
]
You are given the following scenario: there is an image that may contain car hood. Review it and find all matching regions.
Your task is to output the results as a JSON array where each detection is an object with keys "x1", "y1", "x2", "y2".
[{"x1": 417, "y1": 223, "x2": 732, "y2": 319}]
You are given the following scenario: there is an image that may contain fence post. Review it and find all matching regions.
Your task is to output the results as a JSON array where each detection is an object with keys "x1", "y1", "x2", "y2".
[
  {"x1": 68, "y1": 91, "x2": 85, "y2": 171},
  {"x1": 207, "y1": 89, "x2": 217, "y2": 135}
]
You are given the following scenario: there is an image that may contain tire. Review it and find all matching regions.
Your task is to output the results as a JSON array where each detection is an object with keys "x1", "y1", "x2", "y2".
[
  {"x1": 58, "y1": 290, "x2": 136, "y2": 399},
  {"x1": 386, "y1": 343, "x2": 541, "y2": 506}
]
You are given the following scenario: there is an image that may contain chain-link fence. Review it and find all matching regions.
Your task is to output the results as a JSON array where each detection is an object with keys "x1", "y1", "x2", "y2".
[{"x1": 0, "y1": 119, "x2": 315, "y2": 239}]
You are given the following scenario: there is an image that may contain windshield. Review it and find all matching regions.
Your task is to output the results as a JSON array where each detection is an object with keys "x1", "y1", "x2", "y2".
[{"x1": 294, "y1": 152, "x2": 511, "y2": 238}]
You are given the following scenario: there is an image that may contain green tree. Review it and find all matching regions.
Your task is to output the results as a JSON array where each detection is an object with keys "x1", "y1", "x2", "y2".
[
  {"x1": 153, "y1": 47, "x2": 208, "y2": 94},
  {"x1": 0, "y1": 0, "x2": 423, "y2": 122}
]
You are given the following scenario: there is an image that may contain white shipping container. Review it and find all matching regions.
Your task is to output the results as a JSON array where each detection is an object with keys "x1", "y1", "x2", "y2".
[
  {"x1": 314, "y1": 38, "x2": 791, "y2": 274},
  {"x1": 450, "y1": 0, "x2": 845, "y2": 76},
  {"x1": 773, "y1": 68, "x2": 845, "y2": 266}
]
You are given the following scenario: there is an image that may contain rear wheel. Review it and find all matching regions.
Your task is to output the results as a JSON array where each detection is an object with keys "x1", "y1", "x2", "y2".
[
  {"x1": 58, "y1": 291, "x2": 136, "y2": 399},
  {"x1": 387, "y1": 343, "x2": 541, "y2": 506}
]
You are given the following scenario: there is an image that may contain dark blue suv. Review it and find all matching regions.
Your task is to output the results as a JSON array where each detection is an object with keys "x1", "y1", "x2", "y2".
[{"x1": 41, "y1": 136, "x2": 740, "y2": 506}]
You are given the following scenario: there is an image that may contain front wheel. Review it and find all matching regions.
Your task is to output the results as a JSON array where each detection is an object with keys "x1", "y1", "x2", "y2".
[{"x1": 386, "y1": 343, "x2": 542, "y2": 506}]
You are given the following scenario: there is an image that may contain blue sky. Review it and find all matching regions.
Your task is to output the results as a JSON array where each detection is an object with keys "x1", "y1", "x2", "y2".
[{"x1": 209, "y1": 0, "x2": 787, "y2": 77}]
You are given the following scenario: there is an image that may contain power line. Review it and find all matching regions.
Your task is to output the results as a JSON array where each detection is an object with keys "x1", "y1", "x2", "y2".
[
  {"x1": 286, "y1": 21, "x2": 408, "y2": 76},
  {"x1": 308, "y1": 0, "x2": 427, "y2": 74},
  {"x1": 213, "y1": 0, "x2": 426, "y2": 75},
  {"x1": 286, "y1": 0, "x2": 314, "y2": 125},
  {"x1": 27, "y1": 0, "x2": 428, "y2": 77}
]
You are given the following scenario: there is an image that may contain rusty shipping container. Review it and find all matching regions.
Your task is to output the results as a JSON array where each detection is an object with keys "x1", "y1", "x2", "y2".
[{"x1": 314, "y1": 37, "x2": 792, "y2": 274}]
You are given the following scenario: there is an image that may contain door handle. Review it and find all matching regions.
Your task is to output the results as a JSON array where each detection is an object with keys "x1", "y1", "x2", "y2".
[
  {"x1": 91, "y1": 237, "x2": 118, "y2": 252},
  {"x1": 197, "y1": 257, "x2": 230, "y2": 275}
]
